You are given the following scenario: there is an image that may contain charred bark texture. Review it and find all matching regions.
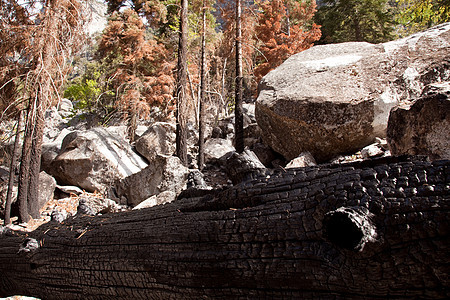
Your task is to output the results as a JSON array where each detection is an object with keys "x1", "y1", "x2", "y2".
[
  {"x1": 234, "y1": 0, "x2": 244, "y2": 153},
  {"x1": 175, "y1": 0, "x2": 189, "y2": 166},
  {"x1": 0, "y1": 157, "x2": 449, "y2": 299}
]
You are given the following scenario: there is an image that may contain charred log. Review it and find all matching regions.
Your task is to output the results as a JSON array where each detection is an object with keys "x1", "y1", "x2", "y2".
[{"x1": 0, "y1": 157, "x2": 449, "y2": 299}]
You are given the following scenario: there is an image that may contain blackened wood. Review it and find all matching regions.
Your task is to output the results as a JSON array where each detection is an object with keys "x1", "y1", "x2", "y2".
[
  {"x1": 175, "y1": 0, "x2": 189, "y2": 166},
  {"x1": 0, "y1": 157, "x2": 449, "y2": 299},
  {"x1": 4, "y1": 110, "x2": 23, "y2": 225},
  {"x1": 234, "y1": 0, "x2": 244, "y2": 153},
  {"x1": 198, "y1": 1, "x2": 207, "y2": 170}
]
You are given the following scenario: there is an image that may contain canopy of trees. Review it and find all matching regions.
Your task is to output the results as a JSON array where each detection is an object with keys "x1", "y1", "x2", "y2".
[
  {"x1": 396, "y1": 0, "x2": 450, "y2": 34},
  {"x1": 315, "y1": 0, "x2": 396, "y2": 43}
]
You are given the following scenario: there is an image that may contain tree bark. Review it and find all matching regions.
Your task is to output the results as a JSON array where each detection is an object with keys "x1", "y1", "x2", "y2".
[
  {"x1": 175, "y1": 0, "x2": 189, "y2": 166},
  {"x1": 27, "y1": 100, "x2": 45, "y2": 219},
  {"x1": 16, "y1": 100, "x2": 35, "y2": 223},
  {"x1": 198, "y1": 2, "x2": 207, "y2": 170},
  {"x1": 4, "y1": 110, "x2": 23, "y2": 225},
  {"x1": 0, "y1": 157, "x2": 448, "y2": 299},
  {"x1": 234, "y1": 0, "x2": 244, "y2": 153}
]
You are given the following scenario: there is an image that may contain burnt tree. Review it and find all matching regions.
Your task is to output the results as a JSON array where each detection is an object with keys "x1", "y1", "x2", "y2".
[
  {"x1": 175, "y1": 0, "x2": 189, "y2": 166},
  {"x1": 234, "y1": 0, "x2": 244, "y2": 153},
  {"x1": 198, "y1": 1, "x2": 208, "y2": 170},
  {"x1": 0, "y1": 157, "x2": 449, "y2": 299}
]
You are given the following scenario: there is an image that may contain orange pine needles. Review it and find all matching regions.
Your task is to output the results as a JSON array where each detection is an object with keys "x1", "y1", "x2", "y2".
[
  {"x1": 254, "y1": 0, "x2": 321, "y2": 81},
  {"x1": 98, "y1": 9, "x2": 175, "y2": 121}
]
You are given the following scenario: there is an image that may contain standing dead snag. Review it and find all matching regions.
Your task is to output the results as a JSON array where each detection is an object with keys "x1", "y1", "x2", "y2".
[
  {"x1": 198, "y1": 0, "x2": 208, "y2": 170},
  {"x1": 234, "y1": 0, "x2": 244, "y2": 153},
  {"x1": 4, "y1": 110, "x2": 23, "y2": 225},
  {"x1": 176, "y1": 0, "x2": 189, "y2": 166},
  {"x1": 0, "y1": 157, "x2": 448, "y2": 299},
  {"x1": 0, "y1": 0, "x2": 86, "y2": 222}
]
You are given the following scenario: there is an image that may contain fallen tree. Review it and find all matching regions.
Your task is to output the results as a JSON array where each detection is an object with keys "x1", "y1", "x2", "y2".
[{"x1": 0, "y1": 157, "x2": 449, "y2": 299}]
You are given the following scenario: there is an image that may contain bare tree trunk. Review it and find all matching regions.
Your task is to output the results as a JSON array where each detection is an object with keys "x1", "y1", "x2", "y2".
[
  {"x1": 16, "y1": 100, "x2": 35, "y2": 223},
  {"x1": 221, "y1": 57, "x2": 227, "y2": 116},
  {"x1": 0, "y1": 158, "x2": 448, "y2": 299},
  {"x1": 286, "y1": 5, "x2": 291, "y2": 36},
  {"x1": 27, "y1": 103, "x2": 45, "y2": 219},
  {"x1": 186, "y1": 68, "x2": 198, "y2": 126},
  {"x1": 176, "y1": 0, "x2": 189, "y2": 166},
  {"x1": 198, "y1": 2, "x2": 207, "y2": 170},
  {"x1": 127, "y1": 97, "x2": 137, "y2": 143},
  {"x1": 4, "y1": 110, "x2": 23, "y2": 225},
  {"x1": 354, "y1": 17, "x2": 363, "y2": 41},
  {"x1": 234, "y1": 0, "x2": 244, "y2": 153}
]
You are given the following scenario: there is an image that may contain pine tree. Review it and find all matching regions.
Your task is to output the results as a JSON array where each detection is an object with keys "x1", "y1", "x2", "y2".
[
  {"x1": 0, "y1": 0, "x2": 86, "y2": 222},
  {"x1": 254, "y1": 0, "x2": 321, "y2": 81},
  {"x1": 215, "y1": 0, "x2": 258, "y2": 111},
  {"x1": 396, "y1": 0, "x2": 450, "y2": 35},
  {"x1": 98, "y1": 8, "x2": 175, "y2": 138},
  {"x1": 235, "y1": 0, "x2": 245, "y2": 153},
  {"x1": 198, "y1": 0, "x2": 209, "y2": 169},
  {"x1": 176, "y1": 0, "x2": 189, "y2": 166},
  {"x1": 315, "y1": 0, "x2": 396, "y2": 43},
  {"x1": 3, "y1": 110, "x2": 23, "y2": 225}
]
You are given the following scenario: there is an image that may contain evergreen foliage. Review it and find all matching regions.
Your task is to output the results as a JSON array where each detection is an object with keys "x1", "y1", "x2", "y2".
[
  {"x1": 315, "y1": 0, "x2": 396, "y2": 43},
  {"x1": 396, "y1": 0, "x2": 450, "y2": 34}
]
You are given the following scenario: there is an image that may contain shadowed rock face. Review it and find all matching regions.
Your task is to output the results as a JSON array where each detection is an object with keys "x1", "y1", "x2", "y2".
[
  {"x1": 0, "y1": 156, "x2": 448, "y2": 299},
  {"x1": 387, "y1": 90, "x2": 450, "y2": 160},
  {"x1": 256, "y1": 23, "x2": 450, "y2": 162}
]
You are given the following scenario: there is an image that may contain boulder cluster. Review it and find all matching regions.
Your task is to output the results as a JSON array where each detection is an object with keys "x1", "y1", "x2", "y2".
[{"x1": 1, "y1": 23, "x2": 449, "y2": 225}]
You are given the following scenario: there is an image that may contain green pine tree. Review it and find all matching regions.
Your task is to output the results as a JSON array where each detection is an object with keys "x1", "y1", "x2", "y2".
[{"x1": 315, "y1": 0, "x2": 396, "y2": 43}]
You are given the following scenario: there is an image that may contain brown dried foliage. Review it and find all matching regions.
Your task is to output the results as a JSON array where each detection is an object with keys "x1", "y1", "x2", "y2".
[
  {"x1": 0, "y1": 0, "x2": 87, "y2": 118},
  {"x1": 254, "y1": 0, "x2": 321, "y2": 82},
  {"x1": 98, "y1": 9, "x2": 175, "y2": 121}
]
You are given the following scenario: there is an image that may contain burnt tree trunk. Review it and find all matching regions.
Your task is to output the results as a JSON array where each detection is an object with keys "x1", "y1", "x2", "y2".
[
  {"x1": 4, "y1": 110, "x2": 23, "y2": 225},
  {"x1": 234, "y1": 0, "x2": 244, "y2": 153},
  {"x1": 27, "y1": 101, "x2": 45, "y2": 219},
  {"x1": 175, "y1": 0, "x2": 189, "y2": 166},
  {"x1": 198, "y1": 1, "x2": 207, "y2": 170},
  {"x1": 16, "y1": 99, "x2": 35, "y2": 223},
  {"x1": 0, "y1": 157, "x2": 449, "y2": 299}
]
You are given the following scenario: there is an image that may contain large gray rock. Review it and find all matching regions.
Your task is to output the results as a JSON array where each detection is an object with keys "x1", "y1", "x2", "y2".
[
  {"x1": 48, "y1": 127, "x2": 148, "y2": 193},
  {"x1": 204, "y1": 138, "x2": 235, "y2": 163},
  {"x1": 285, "y1": 152, "x2": 317, "y2": 169},
  {"x1": 41, "y1": 128, "x2": 72, "y2": 173},
  {"x1": 135, "y1": 122, "x2": 176, "y2": 162},
  {"x1": 36, "y1": 171, "x2": 57, "y2": 212},
  {"x1": 256, "y1": 23, "x2": 450, "y2": 162},
  {"x1": 115, "y1": 155, "x2": 189, "y2": 207},
  {"x1": 387, "y1": 90, "x2": 450, "y2": 160},
  {"x1": 0, "y1": 170, "x2": 56, "y2": 216},
  {"x1": 57, "y1": 98, "x2": 73, "y2": 118},
  {"x1": 132, "y1": 191, "x2": 177, "y2": 210}
]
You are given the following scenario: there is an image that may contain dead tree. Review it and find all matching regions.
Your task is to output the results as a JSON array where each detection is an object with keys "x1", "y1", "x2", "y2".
[
  {"x1": 234, "y1": 0, "x2": 244, "y2": 153},
  {"x1": 1, "y1": 0, "x2": 86, "y2": 222},
  {"x1": 198, "y1": 1, "x2": 208, "y2": 170},
  {"x1": 0, "y1": 157, "x2": 448, "y2": 299},
  {"x1": 175, "y1": 0, "x2": 189, "y2": 166},
  {"x1": 4, "y1": 110, "x2": 23, "y2": 225}
]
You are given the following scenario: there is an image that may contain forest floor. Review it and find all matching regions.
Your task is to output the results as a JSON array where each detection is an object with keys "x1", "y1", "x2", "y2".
[{"x1": 1, "y1": 196, "x2": 79, "y2": 232}]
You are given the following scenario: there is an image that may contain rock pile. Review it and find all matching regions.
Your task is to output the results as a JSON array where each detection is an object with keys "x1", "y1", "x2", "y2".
[
  {"x1": 1, "y1": 24, "x2": 449, "y2": 227},
  {"x1": 256, "y1": 23, "x2": 450, "y2": 162}
]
